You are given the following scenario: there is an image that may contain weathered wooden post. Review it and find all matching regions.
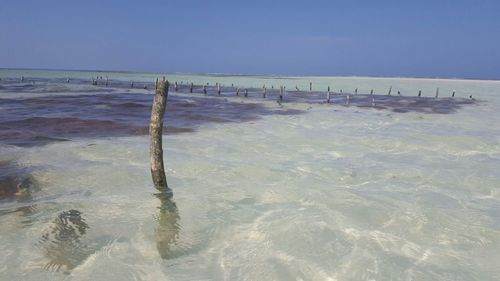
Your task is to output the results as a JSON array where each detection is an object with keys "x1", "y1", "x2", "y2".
[{"x1": 150, "y1": 78, "x2": 171, "y2": 194}]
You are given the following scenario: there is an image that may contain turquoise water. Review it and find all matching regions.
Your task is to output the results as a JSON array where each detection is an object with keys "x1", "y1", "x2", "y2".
[{"x1": 1, "y1": 69, "x2": 500, "y2": 280}]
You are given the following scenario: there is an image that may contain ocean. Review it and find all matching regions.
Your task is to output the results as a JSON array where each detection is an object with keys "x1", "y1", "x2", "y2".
[{"x1": 1, "y1": 69, "x2": 499, "y2": 280}]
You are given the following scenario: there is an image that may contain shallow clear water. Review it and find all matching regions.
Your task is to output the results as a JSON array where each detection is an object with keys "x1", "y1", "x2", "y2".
[{"x1": 1, "y1": 69, "x2": 500, "y2": 280}]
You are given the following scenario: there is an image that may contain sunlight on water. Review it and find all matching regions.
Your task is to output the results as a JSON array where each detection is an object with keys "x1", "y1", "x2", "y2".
[{"x1": 1, "y1": 69, "x2": 500, "y2": 280}]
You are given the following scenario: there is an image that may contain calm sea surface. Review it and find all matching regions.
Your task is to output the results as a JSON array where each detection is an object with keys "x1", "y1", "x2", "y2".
[{"x1": 1, "y1": 69, "x2": 499, "y2": 280}]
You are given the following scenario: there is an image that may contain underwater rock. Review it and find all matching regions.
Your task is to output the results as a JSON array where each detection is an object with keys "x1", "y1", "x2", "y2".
[
  {"x1": 38, "y1": 209, "x2": 92, "y2": 274},
  {"x1": 0, "y1": 160, "x2": 38, "y2": 200}
]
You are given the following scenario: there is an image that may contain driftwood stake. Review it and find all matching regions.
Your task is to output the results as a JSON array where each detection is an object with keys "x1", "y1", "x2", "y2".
[{"x1": 150, "y1": 79, "x2": 171, "y2": 194}]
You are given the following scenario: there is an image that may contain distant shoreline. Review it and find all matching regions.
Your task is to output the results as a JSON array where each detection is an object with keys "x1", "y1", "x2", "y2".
[{"x1": 1, "y1": 67, "x2": 499, "y2": 83}]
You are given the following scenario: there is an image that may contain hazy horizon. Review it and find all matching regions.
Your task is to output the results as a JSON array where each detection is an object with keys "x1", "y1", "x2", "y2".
[{"x1": 2, "y1": 67, "x2": 500, "y2": 82}]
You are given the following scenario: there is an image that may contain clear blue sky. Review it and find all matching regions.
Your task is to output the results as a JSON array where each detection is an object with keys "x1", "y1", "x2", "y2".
[{"x1": 1, "y1": 0, "x2": 499, "y2": 79}]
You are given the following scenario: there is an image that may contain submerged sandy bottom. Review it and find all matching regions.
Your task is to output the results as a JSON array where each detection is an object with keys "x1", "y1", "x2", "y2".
[{"x1": 1, "y1": 72, "x2": 500, "y2": 280}]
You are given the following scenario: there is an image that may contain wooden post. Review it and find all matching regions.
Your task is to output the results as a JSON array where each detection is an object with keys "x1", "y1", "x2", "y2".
[
  {"x1": 388, "y1": 86, "x2": 392, "y2": 96},
  {"x1": 327, "y1": 86, "x2": 330, "y2": 92},
  {"x1": 150, "y1": 78, "x2": 171, "y2": 194}
]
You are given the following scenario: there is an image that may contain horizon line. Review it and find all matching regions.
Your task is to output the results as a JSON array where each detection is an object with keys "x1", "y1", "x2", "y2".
[{"x1": 1, "y1": 67, "x2": 499, "y2": 83}]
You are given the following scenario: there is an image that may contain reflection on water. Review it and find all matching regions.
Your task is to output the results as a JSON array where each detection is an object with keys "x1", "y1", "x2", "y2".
[
  {"x1": 38, "y1": 209, "x2": 93, "y2": 274},
  {"x1": 154, "y1": 192, "x2": 181, "y2": 260}
]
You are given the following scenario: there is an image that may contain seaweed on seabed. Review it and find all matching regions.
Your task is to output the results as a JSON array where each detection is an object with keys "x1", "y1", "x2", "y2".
[
  {"x1": 0, "y1": 160, "x2": 39, "y2": 200},
  {"x1": 38, "y1": 209, "x2": 94, "y2": 274},
  {"x1": 154, "y1": 192, "x2": 181, "y2": 259}
]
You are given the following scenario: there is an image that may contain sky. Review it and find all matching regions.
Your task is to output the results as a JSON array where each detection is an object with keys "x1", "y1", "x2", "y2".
[{"x1": 1, "y1": 0, "x2": 499, "y2": 79}]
